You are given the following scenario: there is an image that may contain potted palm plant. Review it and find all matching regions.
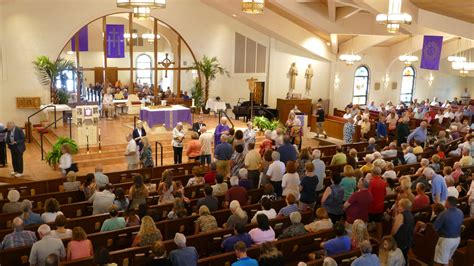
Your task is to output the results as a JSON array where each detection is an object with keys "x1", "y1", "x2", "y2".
[
  {"x1": 45, "y1": 137, "x2": 78, "y2": 168},
  {"x1": 33, "y1": 56, "x2": 75, "y2": 104},
  {"x1": 192, "y1": 56, "x2": 229, "y2": 103}
]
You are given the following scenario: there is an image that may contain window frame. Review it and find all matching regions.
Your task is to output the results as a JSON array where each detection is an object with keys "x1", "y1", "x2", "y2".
[
  {"x1": 135, "y1": 53, "x2": 153, "y2": 86},
  {"x1": 400, "y1": 65, "x2": 416, "y2": 104},
  {"x1": 352, "y1": 65, "x2": 370, "y2": 105}
]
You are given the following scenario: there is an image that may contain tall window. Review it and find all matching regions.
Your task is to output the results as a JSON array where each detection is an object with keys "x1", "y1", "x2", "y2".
[
  {"x1": 400, "y1": 66, "x2": 415, "y2": 104},
  {"x1": 136, "y1": 54, "x2": 152, "y2": 86},
  {"x1": 352, "y1": 65, "x2": 369, "y2": 105}
]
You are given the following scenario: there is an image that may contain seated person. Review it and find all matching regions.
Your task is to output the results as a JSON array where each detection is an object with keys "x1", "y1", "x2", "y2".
[
  {"x1": 278, "y1": 212, "x2": 307, "y2": 239},
  {"x1": 250, "y1": 197, "x2": 277, "y2": 223},
  {"x1": 304, "y1": 207, "x2": 333, "y2": 233},
  {"x1": 100, "y1": 205, "x2": 126, "y2": 232},
  {"x1": 320, "y1": 221, "x2": 351, "y2": 256},
  {"x1": 63, "y1": 171, "x2": 81, "y2": 192},
  {"x1": 102, "y1": 89, "x2": 115, "y2": 119},
  {"x1": 222, "y1": 223, "x2": 253, "y2": 253}
]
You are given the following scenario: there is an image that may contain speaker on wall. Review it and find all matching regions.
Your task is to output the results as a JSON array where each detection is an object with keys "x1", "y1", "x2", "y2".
[
  {"x1": 392, "y1": 82, "x2": 398, "y2": 90},
  {"x1": 374, "y1": 82, "x2": 381, "y2": 90}
]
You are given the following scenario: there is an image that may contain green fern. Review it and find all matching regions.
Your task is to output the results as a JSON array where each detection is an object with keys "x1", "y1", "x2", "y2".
[{"x1": 45, "y1": 137, "x2": 78, "y2": 166}]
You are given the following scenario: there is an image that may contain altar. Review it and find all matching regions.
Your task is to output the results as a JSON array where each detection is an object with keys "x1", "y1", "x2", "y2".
[
  {"x1": 40, "y1": 104, "x2": 72, "y2": 127},
  {"x1": 140, "y1": 105, "x2": 192, "y2": 129}
]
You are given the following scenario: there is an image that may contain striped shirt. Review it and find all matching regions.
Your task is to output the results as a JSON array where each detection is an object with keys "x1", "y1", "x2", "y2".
[{"x1": 1, "y1": 229, "x2": 37, "y2": 249}]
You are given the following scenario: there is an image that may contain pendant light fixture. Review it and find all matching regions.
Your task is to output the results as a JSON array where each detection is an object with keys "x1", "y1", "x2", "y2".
[
  {"x1": 242, "y1": 0, "x2": 265, "y2": 14},
  {"x1": 339, "y1": 37, "x2": 362, "y2": 65},
  {"x1": 376, "y1": 0, "x2": 412, "y2": 33},
  {"x1": 117, "y1": 0, "x2": 166, "y2": 19},
  {"x1": 398, "y1": 36, "x2": 418, "y2": 66}
]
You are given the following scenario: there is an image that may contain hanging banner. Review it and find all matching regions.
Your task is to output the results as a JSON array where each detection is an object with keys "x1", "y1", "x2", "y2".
[
  {"x1": 71, "y1": 25, "x2": 89, "y2": 52},
  {"x1": 105, "y1": 24, "x2": 125, "y2": 58},
  {"x1": 420, "y1": 35, "x2": 443, "y2": 70}
]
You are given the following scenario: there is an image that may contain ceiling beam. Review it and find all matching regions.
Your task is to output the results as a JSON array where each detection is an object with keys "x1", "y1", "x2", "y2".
[
  {"x1": 327, "y1": 0, "x2": 336, "y2": 22},
  {"x1": 336, "y1": 6, "x2": 362, "y2": 20},
  {"x1": 339, "y1": 35, "x2": 394, "y2": 54},
  {"x1": 330, "y1": 33, "x2": 338, "y2": 54},
  {"x1": 417, "y1": 9, "x2": 474, "y2": 40}
]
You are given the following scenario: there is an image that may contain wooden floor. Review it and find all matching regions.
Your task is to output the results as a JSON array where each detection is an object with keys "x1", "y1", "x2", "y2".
[{"x1": 0, "y1": 113, "x2": 342, "y2": 184}]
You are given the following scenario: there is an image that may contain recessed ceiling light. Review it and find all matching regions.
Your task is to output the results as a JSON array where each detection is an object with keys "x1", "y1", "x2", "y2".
[
  {"x1": 232, "y1": 14, "x2": 237, "y2": 17},
  {"x1": 326, "y1": 42, "x2": 330, "y2": 46}
]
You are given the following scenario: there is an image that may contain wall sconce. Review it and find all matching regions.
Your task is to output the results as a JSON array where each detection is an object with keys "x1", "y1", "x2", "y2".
[
  {"x1": 334, "y1": 73, "x2": 340, "y2": 89},
  {"x1": 383, "y1": 74, "x2": 390, "y2": 89},
  {"x1": 428, "y1": 72, "x2": 434, "y2": 87}
]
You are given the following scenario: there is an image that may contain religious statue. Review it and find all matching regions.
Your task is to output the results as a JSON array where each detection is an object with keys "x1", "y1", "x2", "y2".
[
  {"x1": 288, "y1": 62, "x2": 298, "y2": 93},
  {"x1": 304, "y1": 64, "x2": 313, "y2": 95}
]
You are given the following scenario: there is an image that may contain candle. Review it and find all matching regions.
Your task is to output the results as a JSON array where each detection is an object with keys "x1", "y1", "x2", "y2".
[
  {"x1": 98, "y1": 128, "x2": 101, "y2": 135},
  {"x1": 192, "y1": 98, "x2": 195, "y2": 107}
]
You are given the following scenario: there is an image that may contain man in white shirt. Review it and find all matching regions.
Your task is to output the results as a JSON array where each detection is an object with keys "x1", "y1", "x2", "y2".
[
  {"x1": 172, "y1": 122, "x2": 185, "y2": 164},
  {"x1": 312, "y1": 149, "x2": 326, "y2": 194},
  {"x1": 124, "y1": 133, "x2": 139, "y2": 170},
  {"x1": 199, "y1": 126, "x2": 213, "y2": 165},
  {"x1": 266, "y1": 151, "x2": 285, "y2": 197},
  {"x1": 381, "y1": 142, "x2": 398, "y2": 158},
  {"x1": 94, "y1": 165, "x2": 109, "y2": 189},
  {"x1": 29, "y1": 224, "x2": 65, "y2": 266},
  {"x1": 430, "y1": 97, "x2": 440, "y2": 107},
  {"x1": 88, "y1": 184, "x2": 115, "y2": 214}
]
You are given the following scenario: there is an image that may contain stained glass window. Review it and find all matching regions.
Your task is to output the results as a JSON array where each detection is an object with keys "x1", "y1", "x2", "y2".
[
  {"x1": 400, "y1": 66, "x2": 415, "y2": 104},
  {"x1": 352, "y1": 65, "x2": 369, "y2": 105}
]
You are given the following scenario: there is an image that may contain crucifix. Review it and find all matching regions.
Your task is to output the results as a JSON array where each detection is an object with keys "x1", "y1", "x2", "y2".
[
  {"x1": 246, "y1": 77, "x2": 258, "y2": 120},
  {"x1": 159, "y1": 53, "x2": 175, "y2": 78}
]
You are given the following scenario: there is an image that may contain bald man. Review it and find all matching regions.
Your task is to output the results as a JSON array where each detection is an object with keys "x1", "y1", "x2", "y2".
[
  {"x1": 1, "y1": 217, "x2": 37, "y2": 249},
  {"x1": 6, "y1": 122, "x2": 25, "y2": 177}
]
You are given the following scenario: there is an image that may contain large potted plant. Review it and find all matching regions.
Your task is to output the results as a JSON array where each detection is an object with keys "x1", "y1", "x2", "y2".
[
  {"x1": 33, "y1": 56, "x2": 75, "y2": 104},
  {"x1": 45, "y1": 137, "x2": 78, "y2": 167},
  {"x1": 192, "y1": 55, "x2": 229, "y2": 103},
  {"x1": 190, "y1": 79, "x2": 204, "y2": 113}
]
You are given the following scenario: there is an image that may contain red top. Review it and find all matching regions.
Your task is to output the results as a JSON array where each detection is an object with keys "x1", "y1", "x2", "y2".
[
  {"x1": 413, "y1": 194, "x2": 430, "y2": 210},
  {"x1": 225, "y1": 186, "x2": 249, "y2": 207},
  {"x1": 368, "y1": 176, "x2": 387, "y2": 214},
  {"x1": 204, "y1": 171, "x2": 217, "y2": 184},
  {"x1": 259, "y1": 139, "x2": 273, "y2": 156},
  {"x1": 345, "y1": 189, "x2": 372, "y2": 224}
]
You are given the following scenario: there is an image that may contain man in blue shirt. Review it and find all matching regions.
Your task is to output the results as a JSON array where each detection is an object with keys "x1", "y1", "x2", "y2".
[
  {"x1": 351, "y1": 240, "x2": 380, "y2": 266},
  {"x1": 407, "y1": 121, "x2": 428, "y2": 145},
  {"x1": 215, "y1": 135, "x2": 233, "y2": 177},
  {"x1": 423, "y1": 167, "x2": 447, "y2": 204},
  {"x1": 222, "y1": 223, "x2": 253, "y2": 252},
  {"x1": 169, "y1": 233, "x2": 199, "y2": 266},
  {"x1": 277, "y1": 136, "x2": 297, "y2": 165},
  {"x1": 232, "y1": 241, "x2": 258, "y2": 266},
  {"x1": 433, "y1": 197, "x2": 464, "y2": 266},
  {"x1": 321, "y1": 222, "x2": 351, "y2": 256}
]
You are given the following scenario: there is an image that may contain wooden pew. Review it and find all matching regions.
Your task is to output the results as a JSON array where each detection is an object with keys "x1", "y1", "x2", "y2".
[{"x1": 0, "y1": 190, "x2": 84, "y2": 211}]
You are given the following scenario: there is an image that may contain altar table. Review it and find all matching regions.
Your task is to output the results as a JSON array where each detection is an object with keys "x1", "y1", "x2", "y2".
[
  {"x1": 40, "y1": 104, "x2": 72, "y2": 127},
  {"x1": 206, "y1": 99, "x2": 227, "y2": 113},
  {"x1": 140, "y1": 105, "x2": 192, "y2": 129}
]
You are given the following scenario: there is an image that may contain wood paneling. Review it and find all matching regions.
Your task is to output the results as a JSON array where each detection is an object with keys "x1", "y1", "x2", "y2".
[
  {"x1": 276, "y1": 98, "x2": 312, "y2": 122},
  {"x1": 410, "y1": 0, "x2": 474, "y2": 23}
]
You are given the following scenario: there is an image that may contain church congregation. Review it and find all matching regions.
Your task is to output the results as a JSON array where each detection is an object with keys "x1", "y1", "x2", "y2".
[{"x1": 0, "y1": 0, "x2": 473, "y2": 266}]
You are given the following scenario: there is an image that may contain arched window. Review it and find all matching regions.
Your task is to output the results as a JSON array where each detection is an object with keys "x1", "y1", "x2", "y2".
[
  {"x1": 136, "y1": 54, "x2": 152, "y2": 86},
  {"x1": 352, "y1": 65, "x2": 369, "y2": 105},
  {"x1": 400, "y1": 66, "x2": 415, "y2": 104}
]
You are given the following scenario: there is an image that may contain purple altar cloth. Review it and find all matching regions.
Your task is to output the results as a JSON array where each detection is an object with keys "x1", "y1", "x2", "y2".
[{"x1": 140, "y1": 106, "x2": 192, "y2": 128}]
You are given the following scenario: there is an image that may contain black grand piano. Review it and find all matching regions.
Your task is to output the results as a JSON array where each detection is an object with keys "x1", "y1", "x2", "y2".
[{"x1": 233, "y1": 101, "x2": 278, "y2": 122}]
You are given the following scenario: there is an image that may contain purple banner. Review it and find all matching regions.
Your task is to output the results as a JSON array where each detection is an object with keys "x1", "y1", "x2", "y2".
[
  {"x1": 106, "y1": 24, "x2": 125, "y2": 58},
  {"x1": 420, "y1": 35, "x2": 443, "y2": 70},
  {"x1": 71, "y1": 26, "x2": 88, "y2": 52}
]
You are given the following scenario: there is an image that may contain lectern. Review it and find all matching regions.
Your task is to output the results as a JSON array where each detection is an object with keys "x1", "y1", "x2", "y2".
[
  {"x1": 276, "y1": 98, "x2": 312, "y2": 122},
  {"x1": 72, "y1": 105, "x2": 99, "y2": 146}
]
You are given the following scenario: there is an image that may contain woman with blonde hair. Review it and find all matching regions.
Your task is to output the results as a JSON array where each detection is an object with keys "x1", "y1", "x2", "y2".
[
  {"x1": 139, "y1": 136, "x2": 154, "y2": 168},
  {"x1": 379, "y1": 235, "x2": 405, "y2": 266},
  {"x1": 194, "y1": 205, "x2": 218, "y2": 234},
  {"x1": 340, "y1": 165, "x2": 356, "y2": 201},
  {"x1": 129, "y1": 174, "x2": 149, "y2": 209},
  {"x1": 305, "y1": 207, "x2": 333, "y2": 233},
  {"x1": 397, "y1": 176, "x2": 415, "y2": 202},
  {"x1": 157, "y1": 169, "x2": 175, "y2": 205},
  {"x1": 67, "y1": 226, "x2": 93, "y2": 261},
  {"x1": 225, "y1": 200, "x2": 248, "y2": 229},
  {"x1": 350, "y1": 219, "x2": 370, "y2": 249},
  {"x1": 63, "y1": 171, "x2": 81, "y2": 192},
  {"x1": 132, "y1": 216, "x2": 163, "y2": 247},
  {"x1": 186, "y1": 166, "x2": 205, "y2": 187}
]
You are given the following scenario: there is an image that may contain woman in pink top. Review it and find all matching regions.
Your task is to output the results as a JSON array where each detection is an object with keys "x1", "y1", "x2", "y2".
[
  {"x1": 186, "y1": 132, "x2": 202, "y2": 162},
  {"x1": 249, "y1": 214, "x2": 275, "y2": 244},
  {"x1": 67, "y1": 226, "x2": 94, "y2": 261}
]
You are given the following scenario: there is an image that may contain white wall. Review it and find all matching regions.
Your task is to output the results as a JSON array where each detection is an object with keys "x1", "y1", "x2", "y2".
[
  {"x1": 332, "y1": 47, "x2": 473, "y2": 110},
  {"x1": 0, "y1": 0, "x2": 332, "y2": 124}
]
